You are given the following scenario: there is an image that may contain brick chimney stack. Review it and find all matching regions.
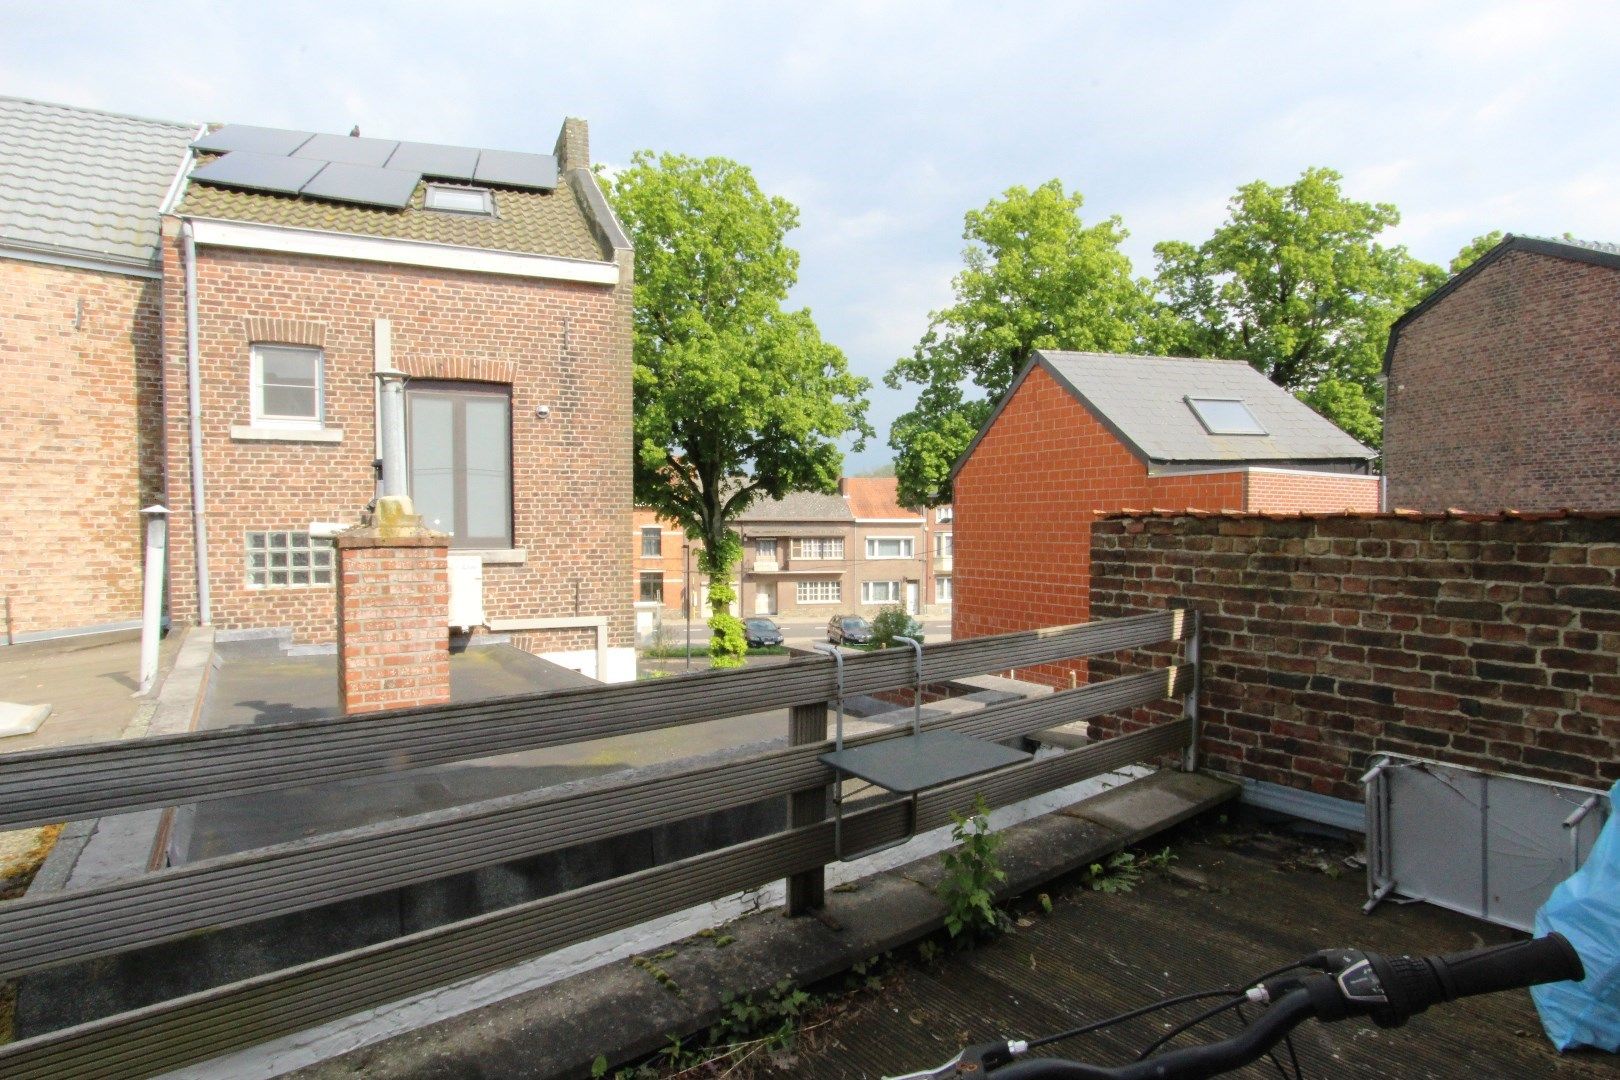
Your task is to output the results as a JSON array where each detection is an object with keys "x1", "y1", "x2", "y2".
[
  {"x1": 554, "y1": 118, "x2": 589, "y2": 173},
  {"x1": 334, "y1": 496, "x2": 451, "y2": 714}
]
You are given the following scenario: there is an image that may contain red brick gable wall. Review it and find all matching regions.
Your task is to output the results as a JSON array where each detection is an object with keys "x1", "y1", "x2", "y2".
[
  {"x1": 160, "y1": 237, "x2": 633, "y2": 648},
  {"x1": 0, "y1": 259, "x2": 164, "y2": 637},
  {"x1": 953, "y1": 363, "x2": 1248, "y2": 686},
  {"x1": 1385, "y1": 249, "x2": 1620, "y2": 513}
]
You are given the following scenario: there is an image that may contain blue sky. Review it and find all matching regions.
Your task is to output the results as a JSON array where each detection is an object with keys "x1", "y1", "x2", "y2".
[{"x1": 5, "y1": 1, "x2": 1616, "y2": 471}]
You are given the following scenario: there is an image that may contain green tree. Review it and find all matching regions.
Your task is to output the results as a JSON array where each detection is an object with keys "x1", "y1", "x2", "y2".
[
  {"x1": 606, "y1": 152, "x2": 872, "y2": 667},
  {"x1": 884, "y1": 180, "x2": 1158, "y2": 506},
  {"x1": 1153, "y1": 167, "x2": 1444, "y2": 448},
  {"x1": 1449, "y1": 230, "x2": 1505, "y2": 275}
]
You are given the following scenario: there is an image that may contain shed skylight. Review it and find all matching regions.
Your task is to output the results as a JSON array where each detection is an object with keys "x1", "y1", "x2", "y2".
[{"x1": 1186, "y1": 397, "x2": 1267, "y2": 435}]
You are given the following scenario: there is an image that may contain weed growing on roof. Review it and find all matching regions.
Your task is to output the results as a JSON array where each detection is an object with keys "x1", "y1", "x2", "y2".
[{"x1": 938, "y1": 795, "x2": 1008, "y2": 939}]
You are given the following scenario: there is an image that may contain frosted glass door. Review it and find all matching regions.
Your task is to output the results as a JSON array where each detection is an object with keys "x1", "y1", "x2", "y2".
[{"x1": 406, "y1": 384, "x2": 512, "y2": 549}]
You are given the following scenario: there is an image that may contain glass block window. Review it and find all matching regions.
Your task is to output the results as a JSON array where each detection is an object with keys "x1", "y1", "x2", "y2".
[
  {"x1": 796, "y1": 579, "x2": 842, "y2": 604},
  {"x1": 246, "y1": 530, "x2": 334, "y2": 588},
  {"x1": 790, "y1": 537, "x2": 844, "y2": 560},
  {"x1": 862, "y1": 580, "x2": 900, "y2": 604}
]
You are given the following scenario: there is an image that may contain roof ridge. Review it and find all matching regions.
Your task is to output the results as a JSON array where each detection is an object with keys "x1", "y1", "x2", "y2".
[
  {"x1": 0, "y1": 93, "x2": 194, "y2": 133},
  {"x1": 1038, "y1": 348, "x2": 1250, "y2": 366}
]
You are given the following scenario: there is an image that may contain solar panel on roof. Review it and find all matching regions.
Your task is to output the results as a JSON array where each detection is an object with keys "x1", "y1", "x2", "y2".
[
  {"x1": 190, "y1": 152, "x2": 325, "y2": 195},
  {"x1": 473, "y1": 149, "x2": 558, "y2": 190},
  {"x1": 292, "y1": 133, "x2": 401, "y2": 168},
  {"x1": 192, "y1": 125, "x2": 314, "y2": 156},
  {"x1": 299, "y1": 163, "x2": 420, "y2": 208},
  {"x1": 384, "y1": 141, "x2": 480, "y2": 180}
]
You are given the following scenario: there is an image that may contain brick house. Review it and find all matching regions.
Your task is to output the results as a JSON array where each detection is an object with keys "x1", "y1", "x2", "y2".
[
  {"x1": 951, "y1": 351, "x2": 1379, "y2": 683},
  {"x1": 1383, "y1": 234, "x2": 1620, "y2": 513},
  {"x1": 0, "y1": 98, "x2": 195, "y2": 642},
  {"x1": 2, "y1": 99, "x2": 636, "y2": 678},
  {"x1": 631, "y1": 507, "x2": 707, "y2": 637},
  {"x1": 732, "y1": 478, "x2": 946, "y2": 620}
]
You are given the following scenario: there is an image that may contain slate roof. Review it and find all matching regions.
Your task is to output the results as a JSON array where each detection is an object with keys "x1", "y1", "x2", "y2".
[
  {"x1": 954, "y1": 351, "x2": 1374, "y2": 479},
  {"x1": 0, "y1": 96, "x2": 194, "y2": 269},
  {"x1": 734, "y1": 490, "x2": 856, "y2": 523},
  {"x1": 843, "y1": 477, "x2": 922, "y2": 521},
  {"x1": 178, "y1": 149, "x2": 607, "y2": 262}
]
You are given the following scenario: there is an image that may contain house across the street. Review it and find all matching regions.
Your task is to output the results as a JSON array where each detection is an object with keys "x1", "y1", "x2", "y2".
[
  {"x1": 951, "y1": 350, "x2": 1379, "y2": 685},
  {"x1": 1, "y1": 97, "x2": 636, "y2": 680},
  {"x1": 1382, "y1": 233, "x2": 1620, "y2": 513}
]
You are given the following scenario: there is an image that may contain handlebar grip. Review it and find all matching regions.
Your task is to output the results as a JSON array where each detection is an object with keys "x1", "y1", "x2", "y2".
[
  {"x1": 1432, "y1": 933, "x2": 1584, "y2": 1000},
  {"x1": 1372, "y1": 934, "x2": 1584, "y2": 1019}
]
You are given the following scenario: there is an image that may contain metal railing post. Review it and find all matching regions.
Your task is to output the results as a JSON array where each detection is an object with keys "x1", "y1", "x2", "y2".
[
  {"x1": 1180, "y1": 609, "x2": 1201, "y2": 772},
  {"x1": 785, "y1": 697, "x2": 829, "y2": 915}
]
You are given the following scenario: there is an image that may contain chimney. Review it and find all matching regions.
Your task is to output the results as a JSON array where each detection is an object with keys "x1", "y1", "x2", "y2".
[
  {"x1": 838, "y1": 477, "x2": 850, "y2": 496},
  {"x1": 554, "y1": 117, "x2": 589, "y2": 173}
]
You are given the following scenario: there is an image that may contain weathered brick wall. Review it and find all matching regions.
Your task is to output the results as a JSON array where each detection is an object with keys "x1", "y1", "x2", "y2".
[
  {"x1": 335, "y1": 532, "x2": 449, "y2": 713},
  {"x1": 1385, "y1": 249, "x2": 1620, "y2": 512},
  {"x1": 1089, "y1": 511, "x2": 1620, "y2": 799},
  {"x1": 160, "y1": 235, "x2": 634, "y2": 649},
  {"x1": 0, "y1": 259, "x2": 164, "y2": 636}
]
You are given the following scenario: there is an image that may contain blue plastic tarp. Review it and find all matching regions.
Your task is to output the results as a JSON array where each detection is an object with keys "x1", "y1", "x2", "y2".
[{"x1": 1533, "y1": 779, "x2": 1620, "y2": 1053}]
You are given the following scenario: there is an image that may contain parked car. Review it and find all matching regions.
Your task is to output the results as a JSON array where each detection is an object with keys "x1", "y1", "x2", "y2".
[
  {"x1": 827, "y1": 615, "x2": 874, "y2": 645},
  {"x1": 744, "y1": 617, "x2": 784, "y2": 648}
]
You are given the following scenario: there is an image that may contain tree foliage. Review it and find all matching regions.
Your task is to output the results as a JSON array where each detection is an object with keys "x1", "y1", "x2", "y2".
[
  {"x1": 606, "y1": 151, "x2": 871, "y2": 665},
  {"x1": 884, "y1": 179, "x2": 1157, "y2": 505},
  {"x1": 1449, "y1": 230, "x2": 1505, "y2": 276},
  {"x1": 1153, "y1": 167, "x2": 1444, "y2": 448}
]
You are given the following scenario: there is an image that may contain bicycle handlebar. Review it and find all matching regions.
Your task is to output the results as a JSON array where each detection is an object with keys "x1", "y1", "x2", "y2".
[{"x1": 889, "y1": 934, "x2": 1584, "y2": 1080}]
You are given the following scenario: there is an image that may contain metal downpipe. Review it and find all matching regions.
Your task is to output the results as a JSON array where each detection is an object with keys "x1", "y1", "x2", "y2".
[{"x1": 181, "y1": 222, "x2": 211, "y2": 624}]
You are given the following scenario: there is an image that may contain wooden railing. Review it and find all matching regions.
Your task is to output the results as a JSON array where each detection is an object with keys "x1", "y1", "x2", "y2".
[{"x1": 0, "y1": 610, "x2": 1197, "y2": 1079}]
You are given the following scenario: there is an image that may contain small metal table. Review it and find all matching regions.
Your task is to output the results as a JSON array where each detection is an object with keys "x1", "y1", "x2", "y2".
[{"x1": 815, "y1": 637, "x2": 1031, "y2": 861}]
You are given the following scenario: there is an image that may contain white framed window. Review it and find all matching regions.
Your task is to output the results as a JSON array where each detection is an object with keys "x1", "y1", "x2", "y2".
[
  {"x1": 866, "y1": 536, "x2": 914, "y2": 559},
  {"x1": 755, "y1": 538, "x2": 777, "y2": 558},
  {"x1": 936, "y1": 576, "x2": 952, "y2": 603},
  {"x1": 641, "y1": 526, "x2": 662, "y2": 558},
  {"x1": 796, "y1": 579, "x2": 842, "y2": 604},
  {"x1": 936, "y1": 533, "x2": 953, "y2": 557},
  {"x1": 424, "y1": 184, "x2": 495, "y2": 216},
  {"x1": 862, "y1": 580, "x2": 900, "y2": 605},
  {"x1": 936, "y1": 506, "x2": 953, "y2": 523},
  {"x1": 791, "y1": 537, "x2": 845, "y2": 560},
  {"x1": 251, "y1": 344, "x2": 323, "y2": 428},
  {"x1": 246, "y1": 530, "x2": 334, "y2": 588}
]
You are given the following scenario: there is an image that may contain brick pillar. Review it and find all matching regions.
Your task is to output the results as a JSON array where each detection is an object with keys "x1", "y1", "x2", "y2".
[{"x1": 334, "y1": 499, "x2": 450, "y2": 714}]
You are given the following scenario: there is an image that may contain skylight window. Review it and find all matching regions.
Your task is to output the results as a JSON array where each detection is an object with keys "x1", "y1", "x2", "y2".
[
  {"x1": 1186, "y1": 397, "x2": 1267, "y2": 435},
  {"x1": 424, "y1": 184, "x2": 494, "y2": 215}
]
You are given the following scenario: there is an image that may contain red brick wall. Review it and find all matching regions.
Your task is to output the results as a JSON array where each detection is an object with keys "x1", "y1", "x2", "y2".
[
  {"x1": 1089, "y1": 512, "x2": 1620, "y2": 799},
  {"x1": 953, "y1": 363, "x2": 1243, "y2": 686},
  {"x1": 335, "y1": 533, "x2": 449, "y2": 713},
  {"x1": 1385, "y1": 250, "x2": 1620, "y2": 513},
  {"x1": 632, "y1": 508, "x2": 702, "y2": 617},
  {"x1": 1245, "y1": 469, "x2": 1380, "y2": 513},
  {"x1": 159, "y1": 233, "x2": 633, "y2": 650},
  {"x1": 0, "y1": 259, "x2": 164, "y2": 637}
]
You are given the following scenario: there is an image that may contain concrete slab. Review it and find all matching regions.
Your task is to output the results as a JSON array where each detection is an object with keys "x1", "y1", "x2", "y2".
[{"x1": 0, "y1": 701, "x2": 50, "y2": 737}]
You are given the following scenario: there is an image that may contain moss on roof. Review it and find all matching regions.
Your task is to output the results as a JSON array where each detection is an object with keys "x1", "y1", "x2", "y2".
[{"x1": 177, "y1": 161, "x2": 607, "y2": 262}]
